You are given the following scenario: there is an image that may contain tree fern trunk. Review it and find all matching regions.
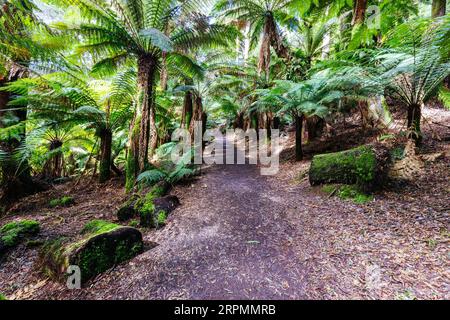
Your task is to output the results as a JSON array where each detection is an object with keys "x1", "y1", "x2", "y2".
[
  {"x1": 407, "y1": 104, "x2": 422, "y2": 145},
  {"x1": 136, "y1": 55, "x2": 157, "y2": 173},
  {"x1": 99, "y1": 128, "x2": 112, "y2": 183},
  {"x1": 295, "y1": 114, "x2": 304, "y2": 161},
  {"x1": 352, "y1": 0, "x2": 368, "y2": 26}
]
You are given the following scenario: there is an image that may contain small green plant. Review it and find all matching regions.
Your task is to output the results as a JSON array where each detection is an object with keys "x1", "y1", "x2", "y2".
[
  {"x1": 81, "y1": 220, "x2": 119, "y2": 235},
  {"x1": 322, "y1": 184, "x2": 338, "y2": 194},
  {"x1": 157, "y1": 210, "x2": 167, "y2": 226},
  {"x1": 427, "y1": 239, "x2": 438, "y2": 250},
  {"x1": 390, "y1": 147, "x2": 405, "y2": 161},
  {"x1": 396, "y1": 289, "x2": 416, "y2": 300},
  {"x1": 378, "y1": 134, "x2": 395, "y2": 141},
  {"x1": 128, "y1": 220, "x2": 139, "y2": 228},
  {"x1": 338, "y1": 185, "x2": 374, "y2": 204},
  {"x1": 0, "y1": 293, "x2": 7, "y2": 300},
  {"x1": 323, "y1": 184, "x2": 374, "y2": 204},
  {"x1": 49, "y1": 196, "x2": 74, "y2": 208}
]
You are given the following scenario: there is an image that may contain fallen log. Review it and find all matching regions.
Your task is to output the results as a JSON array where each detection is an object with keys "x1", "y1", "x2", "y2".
[{"x1": 309, "y1": 144, "x2": 390, "y2": 192}]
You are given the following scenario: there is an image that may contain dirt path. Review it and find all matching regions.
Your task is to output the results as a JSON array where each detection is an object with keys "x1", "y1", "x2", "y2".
[{"x1": 74, "y1": 148, "x2": 311, "y2": 299}]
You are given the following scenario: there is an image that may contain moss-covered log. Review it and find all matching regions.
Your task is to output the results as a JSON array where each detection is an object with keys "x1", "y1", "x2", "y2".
[
  {"x1": 41, "y1": 220, "x2": 143, "y2": 284},
  {"x1": 309, "y1": 145, "x2": 390, "y2": 192}
]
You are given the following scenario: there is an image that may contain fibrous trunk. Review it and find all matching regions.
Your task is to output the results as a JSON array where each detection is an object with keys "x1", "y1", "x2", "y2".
[
  {"x1": 99, "y1": 128, "x2": 112, "y2": 183},
  {"x1": 352, "y1": 0, "x2": 368, "y2": 25},
  {"x1": 295, "y1": 114, "x2": 304, "y2": 161},
  {"x1": 42, "y1": 140, "x2": 64, "y2": 179},
  {"x1": 306, "y1": 115, "x2": 325, "y2": 141},
  {"x1": 137, "y1": 55, "x2": 156, "y2": 172},
  {"x1": 181, "y1": 84, "x2": 193, "y2": 129},
  {"x1": 407, "y1": 104, "x2": 422, "y2": 145},
  {"x1": 126, "y1": 55, "x2": 156, "y2": 191}
]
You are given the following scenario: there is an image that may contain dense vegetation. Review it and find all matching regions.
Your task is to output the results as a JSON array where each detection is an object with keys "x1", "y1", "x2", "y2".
[{"x1": 0, "y1": 0, "x2": 449, "y2": 209}]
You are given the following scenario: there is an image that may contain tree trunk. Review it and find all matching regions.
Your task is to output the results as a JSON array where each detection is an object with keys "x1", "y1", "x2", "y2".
[
  {"x1": 42, "y1": 139, "x2": 63, "y2": 179},
  {"x1": 432, "y1": 0, "x2": 446, "y2": 17},
  {"x1": 358, "y1": 101, "x2": 371, "y2": 130},
  {"x1": 306, "y1": 115, "x2": 325, "y2": 141},
  {"x1": 99, "y1": 128, "x2": 112, "y2": 183},
  {"x1": 136, "y1": 55, "x2": 156, "y2": 173},
  {"x1": 352, "y1": 0, "x2": 368, "y2": 26},
  {"x1": 126, "y1": 114, "x2": 140, "y2": 192},
  {"x1": 272, "y1": 116, "x2": 280, "y2": 130},
  {"x1": 189, "y1": 96, "x2": 204, "y2": 138},
  {"x1": 0, "y1": 67, "x2": 38, "y2": 204},
  {"x1": 407, "y1": 104, "x2": 422, "y2": 145},
  {"x1": 181, "y1": 90, "x2": 193, "y2": 129},
  {"x1": 295, "y1": 114, "x2": 304, "y2": 161}
]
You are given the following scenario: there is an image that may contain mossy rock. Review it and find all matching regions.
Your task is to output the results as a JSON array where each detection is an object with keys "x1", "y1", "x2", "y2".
[
  {"x1": 117, "y1": 194, "x2": 140, "y2": 222},
  {"x1": 41, "y1": 220, "x2": 143, "y2": 284},
  {"x1": 139, "y1": 195, "x2": 179, "y2": 228},
  {"x1": 49, "y1": 196, "x2": 74, "y2": 208},
  {"x1": 117, "y1": 182, "x2": 175, "y2": 226},
  {"x1": 0, "y1": 220, "x2": 40, "y2": 256},
  {"x1": 309, "y1": 145, "x2": 390, "y2": 192}
]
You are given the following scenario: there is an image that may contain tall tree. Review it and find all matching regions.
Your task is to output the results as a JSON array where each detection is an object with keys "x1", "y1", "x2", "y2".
[
  {"x1": 352, "y1": 0, "x2": 368, "y2": 26},
  {"x1": 0, "y1": 0, "x2": 51, "y2": 204},
  {"x1": 215, "y1": 0, "x2": 292, "y2": 80}
]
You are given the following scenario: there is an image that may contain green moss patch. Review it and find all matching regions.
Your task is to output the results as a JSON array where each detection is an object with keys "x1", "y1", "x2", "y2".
[
  {"x1": 309, "y1": 145, "x2": 384, "y2": 191},
  {"x1": 0, "y1": 293, "x2": 7, "y2": 300},
  {"x1": 0, "y1": 220, "x2": 40, "y2": 249},
  {"x1": 81, "y1": 220, "x2": 120, "y2": 235},
  {"x1": 322, "y1": 184, "x2": 374, "y2": 204},
  {"x1": 40, "y1": 220, "x2": 143, "y2": 285},
  {"x1": 49, "y1": 196, "x2": 74, "y2": 208}
]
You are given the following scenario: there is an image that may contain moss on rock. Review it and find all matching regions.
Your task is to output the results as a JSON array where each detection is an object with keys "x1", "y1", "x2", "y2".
[
  {"x1": 40, "y1": 220, "x2": 143, "y2": 284},
  {"x1": 0, "y1": 220, "x2": 40, "y2": 255},
  {"x1": 49, "y1": 196, "x2": 74, "y2": 208}
]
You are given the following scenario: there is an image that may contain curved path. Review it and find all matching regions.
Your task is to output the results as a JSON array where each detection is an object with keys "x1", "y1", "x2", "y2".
[{"x1": 82, "y1": 159, "x2": 310, "y2": 299}]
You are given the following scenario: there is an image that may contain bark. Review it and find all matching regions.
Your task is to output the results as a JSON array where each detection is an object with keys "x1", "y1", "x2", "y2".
[
  {"x1": 407, "y1": 104, "x2": 422, "y2": 145},
  {"x1": 258, "y1": 14, "x2": 290, "y2": 80},
  {"x1": 295, "y1": 114, "x2": 304, "y2": 161},
  {"x1": 99, "y1": 128, "x2": 112, "y2": 183},
  {"x1": 233, "y1": 112, "x2": 244, "y2": 129},
  {"x1": 189, "y1": 96, "x2": 204, "y2": 139},
  {"x1": 181, "y1": 89, "x2": 193, "y2": 129},
  {"x1": 272, "y1": 116, "x2": 280, "y2": 130},
  {"x1": 432, "y1": 0, "x2": 446, "y2": 17},
  {"x1": 136, "y1": 55, "x2": 157, "y2": 173},
  {"x1": 126, "y1": 114, "x2": 140, "y2": 192},
  {"x1": 42, "y1": 140, "x2": 63, "y2": 179},
  {"x1": 352, "y1": 0, "x2": 368, "y2": 26},
  {"x1": 358, "y1": 101, "x2": 371, "y2": 130},
  {"x1": 306, "y1": 116, "x2": 325, "y2": 141}
]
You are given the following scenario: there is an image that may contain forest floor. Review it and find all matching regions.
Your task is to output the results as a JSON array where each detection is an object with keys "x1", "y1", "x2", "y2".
[{"x1": 0, "y1": 106, "x2": 449, "y2": 300}]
